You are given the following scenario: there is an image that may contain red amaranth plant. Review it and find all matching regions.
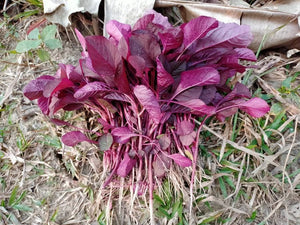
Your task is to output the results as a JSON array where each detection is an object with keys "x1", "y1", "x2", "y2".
[{"x1": 23, "y1": 10, "x2": 270, "y2": 221}]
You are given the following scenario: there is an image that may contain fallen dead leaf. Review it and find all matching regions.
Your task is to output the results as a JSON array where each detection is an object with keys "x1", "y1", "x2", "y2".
[{"x1": 155, "y1": 0, "x2": 300, "y2": 50}]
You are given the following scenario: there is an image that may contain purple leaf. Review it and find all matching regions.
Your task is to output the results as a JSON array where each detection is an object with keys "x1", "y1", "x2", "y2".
[
  {"x1": 129, "y1": 32, "x2": 161, "y2": 68},
  {"x1": 158, "y1": 27, "x2": 183, "y2": 53},
  {"x1": 157, "y1": 134, "x2": 171, "y2": 150},
  {"x1": 176, "y1": 121, "x2": 194, "y2": 136},
  {"x1": 128, "y1": 55, "x2": 146, "y2": 77},
  {"x1": 111, "y1": 127, "x2": 137, "y2": 144},
  {"x1": 23, "y1": 76, "x2": 54, "y2": 100},
  {"x1": 167, "y1": 154, "x2": 192, "y2": 167},
  {"x1": 85, "y1": 36, "x2": 121, "y2": 86},
  {"x1": 75, "y1": 29, "x2": 86, "y2": 52},
  {"x1": 156, "y1": 56, "x2": 174, "y2": 91},
  {"x1": 199, "y1": 86, "x2": 217, "y2": 105},
  {"x1": 133, "y1": 10, "x2": 172, "y2": 32},
  {"x1": 216, "y1": 99, "x2": 242, "y2": 121},
  {"x1": 153, "y1": 153, "x2": 171, "y2": 177},
  {"x1": 239, "y1": 97, "x2": 270, "y2": 118},
  {"x1": 48, "y1": 94, "x2": 81, "y2": 116},
  {"x1": 114, "y1": 61, "x2": 131, "y2": 94},
  {"x1": 104, "y1": 92, "x2": 131, "y2": 103},
  {"x1": 43, "y1": 78, "x2": 74, "y2": 98},
  {"x1": 189, "y1": 23, "x2": 253, "y2": 55},
  {"x1": 216, "y1": 106, "x2": 238, "y2": 122},
  {"x1": 117, "y1": 152, "x2": 137, "y2": 177},
  {"x1": 218, "y1": 82, "x2": 251, "y2": 105},
  {"x1": 37, "y1": 96, "x2": 49, "y2": 115},
  {"x1": 149, "y1": 10, "x2": 172, "y2": 29},
  {"x1": 234, "y1": 48, "x2": 256, "y2": 61},
  {"x1": 74, "y1": 81, "x2": 110, "y2": 100},
  {"x1": 173, "y1": 67, "x2": 220, "y2": 99},
  {"x1": 50, "y1": 118, "x2": 71, "y2": 126},
  {"x1": 133, "y1": 14, "x2": 154, "y2": 31},
  {"x1": 62, "y1": 131, "x2": 95, "y2": 146},
  {"x1": 181, "y1": 16, "x2": 218, "y2": 50},
  {"x1": 218, "y1": 55, "x2": 246, "y2": 73},
  {"x1": 58, "y1": 64, "x2": 85, "y2": 83},
  {"x1": 176, "y1": 99, "x2": 216, "y2": 116},
  {"x1": 98, "y1": 133, "x2": 113, "y2": 151},
  {"x1": 106, "y1": 20, "x2": 131, "y2": 43},
  {"x1": 98, "y1": 118, "x2": 115, "y2": 131},
  {"x1": 179, "y1": 131, "x2": 196, "y2": 146},
  {"x1": 133, "y1": 85, "x2": 162, "y2": 124},
  {"x1": 175, "y1": 87, "x2": 203, "y2": 102}
]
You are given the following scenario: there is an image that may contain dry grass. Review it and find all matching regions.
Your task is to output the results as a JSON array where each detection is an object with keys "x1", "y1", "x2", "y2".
[{"x1": 1, "y1": 1, "x2": 300, "y2": 225}]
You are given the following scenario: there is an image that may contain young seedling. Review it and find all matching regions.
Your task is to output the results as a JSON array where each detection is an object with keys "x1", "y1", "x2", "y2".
[{"x1": 15, "y1": 25, "x2": 62, "y2": 67}]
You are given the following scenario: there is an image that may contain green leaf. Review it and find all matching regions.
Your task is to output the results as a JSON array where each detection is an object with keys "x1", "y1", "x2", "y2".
[
  {"x1": 27, "y1": 0, "x2": 43, "y2": 8},
  {"x1": 13, "y1": 10, "x2": 39, "y2": 20},
  {"x1": 9, "y1": 186, "x2": 18, "y2": 206},
  {"x1": 246, "y1": 211, "x2": 257, "y2": 222},
  {"x1": 42, "y1": 135, "x2": 62, "y2": 148},
  {"x1": 270, "y1": 103, "x2": 283, "y2": 115},
  {"x1": 28, "y1": 28, "x2": 39, "y2": 40},
  {"x1": 15, "y1": 39, "x2": 42, "y2": 53},
  {"x1": 41, "y1": 25, "x2": 57, "y2": 41},
  {"x1": 98, "y1": 133, "x2": 113, "y2": 151},
  {"x1": 13, "y1": 191, "x2": 27, "y2": 206},
  {"x1": 13, "y1": 204, "x2": 32, "y2": 212},
  {"x1": 218, "y1": 177, "x2": 227, "y2": 198},
  {"x1": 223, "y1": 176, "x2": 235, "y2": 189},
  {"x1": 44, "y1": 39, "x2": 62, "y2": 50},
  {"x1": 8, "y1": 213, "x2": 21, "y2": 225},
  {"x1": 282, "y1": 77, "x2": 293, "y2": 89},
  {"x1": 37, "y1": 49, "x2": 50, "y2": 62}
]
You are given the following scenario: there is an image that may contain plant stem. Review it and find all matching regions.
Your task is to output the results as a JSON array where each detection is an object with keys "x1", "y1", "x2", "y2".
[{"x1": 149, "y1": 153, "x2": 155, "y2": 225}]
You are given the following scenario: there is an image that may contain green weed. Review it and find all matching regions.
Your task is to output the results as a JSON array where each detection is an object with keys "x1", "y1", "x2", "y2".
[{"x1": 14, "y1": 25, "x2": 62, "y2": 66}]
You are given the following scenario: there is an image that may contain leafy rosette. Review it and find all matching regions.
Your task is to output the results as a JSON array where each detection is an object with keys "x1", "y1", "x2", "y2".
[{"x1": 24, "y1": 11, "x2": 269, "y2": 188}]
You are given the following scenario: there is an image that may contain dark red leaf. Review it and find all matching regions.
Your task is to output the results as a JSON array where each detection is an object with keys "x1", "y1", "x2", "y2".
[
  {"x1": 176, "y1": 99, "x2": 216, "y2": 116},
  {"x1": 175, "y1": 87, "x2": 203, "y2": 102},
  {"x1": 62, "y1": 131, "x2": 94, "y2": 146},
  {"x1": 156, "y1": 56, "x2": 174, "y2": 91},
  {"x1": 106, "y1": 20, "x2": 131, "y2": 43},
  {"x1": 176, "y1": 120, "x2": 194, "y2": 136},
  {"x1": 181, "y1": 16, "x2": 218, "y2": 50},
  {"x1": 133, "y1": 85, "x2": 162, "y2": 124},
  {"x1": 111, "y1": 127, "x2": 137, "y2": 144},
  {"x1": 153, "y1": 153, "x2": 171, "y2": 177},
  {"x1": 74, "y1": 81, "x2": 110, "y2": 100},
  {"x1": 23, "y1": 76, "x2": 54, "y2": 100},
  {"x1": 234, "y1": 48, "x2": 257, "y2": 61},
  {"x1": 129, "y1": 32, "x2": 161, "y2": 68},
  {"x1": 189, "y1": 23, "x2": 253, "y2": 55},
  {"x1": 179, "y1": 131, "x2": 196, "y2": 146},
  {"x1": 199, "y1": 86, "x2": 217, "y2": 105},
  {"x1": 117, "y1": 152, "x2": 137, "y2": 177},
  {"x1": 85, "y1": 36, "x2": 121, "y2": 86},
  {"x1": 239, "y1": 97, "x2": 270, "y2": 118},
  {"x1": 158, "y1": 27, "x2": 183, "y2": 53},
  {"x1": 167, "y1": 154, "x2": 192, "y2": 167},
  {"x1": 173, "y1": 67, "x2": 220, "y2": 99},
  {"x1": 43, "y1": 78, "x2": 74, "y2": 98},
  {"x1": 157, "y1": 134, "x2": 171, "y2": 150}
]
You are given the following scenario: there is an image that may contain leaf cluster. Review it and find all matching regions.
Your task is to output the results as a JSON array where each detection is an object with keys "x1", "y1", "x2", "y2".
[
  {"x1": 23, "y1": 11, "x2": 269, "y2": 192},
  {"x1": 15, "y1": 25, "x2": 62, "y2": 62}
]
